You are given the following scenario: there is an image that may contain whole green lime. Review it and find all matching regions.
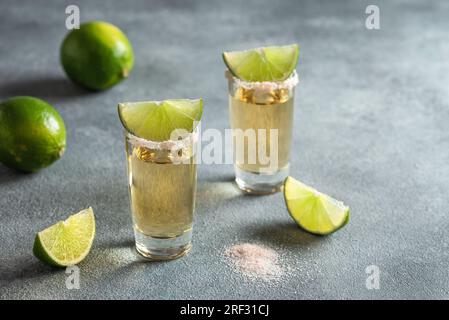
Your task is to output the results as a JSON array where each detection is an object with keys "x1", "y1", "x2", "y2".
[
  {"x1": 60, "y1": 21, "x2": 134, "y2": 90},
  {"x1": 0, "y1": 96, "x2": 67, "y2": 172}
]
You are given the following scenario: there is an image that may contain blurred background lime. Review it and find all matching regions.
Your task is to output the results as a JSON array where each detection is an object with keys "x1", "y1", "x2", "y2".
[
  {"x1": 60, "y1": 21, "x2": 134, "y2": 90},
  {"x1": 0, "y1": 96, "x2": 66, "y2": 172}
]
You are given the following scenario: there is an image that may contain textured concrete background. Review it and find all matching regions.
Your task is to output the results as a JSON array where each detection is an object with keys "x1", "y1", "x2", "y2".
[{"x1": 1, "y1": 0, "x2": 448, "y2": 299}]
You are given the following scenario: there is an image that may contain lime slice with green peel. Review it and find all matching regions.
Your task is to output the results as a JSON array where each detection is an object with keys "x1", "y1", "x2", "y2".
[
  {"x1": 223, "y1": 44, "x2": 299, "y2": 82},
  {"x1": 118, "y1": 99, "x2": 203, "y2": 141},
  {"x1": 33, "y1": 208, "x2": 95, "y2": 267},
  {"x1": 284, "y1": 177, "x2": 350, "y2": 235}
]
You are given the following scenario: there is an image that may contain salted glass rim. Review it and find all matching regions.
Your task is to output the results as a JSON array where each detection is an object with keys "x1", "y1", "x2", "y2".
[
  {"x1": 225, "y1": 70, "x2": 299, "y2": 90},
  {"x1": 125, "y1": 125, "x2": 199, "y2": 150}
]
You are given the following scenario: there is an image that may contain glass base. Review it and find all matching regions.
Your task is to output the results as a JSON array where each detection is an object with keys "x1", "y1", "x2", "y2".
[
  {"x1": 234, "y1": 165, "x2": 289, "y2": 195},
  {"x1": 134, "y1": 229, "x2": 192, "y2": 261}
]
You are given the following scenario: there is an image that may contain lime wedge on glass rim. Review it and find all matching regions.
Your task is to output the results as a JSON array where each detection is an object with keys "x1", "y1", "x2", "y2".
[
  {"x1": 118, "y1": 99, "x2": 203, "y2": 141},
  {"x1": 33, "y1": 207, "x2": 95, "y2": 267},
  {"x1": 223, "y1": 44, "x2": 299, "y2": 82},
  {"x1": 283, "y1": 177, "x2": 349, "y2": 235}
]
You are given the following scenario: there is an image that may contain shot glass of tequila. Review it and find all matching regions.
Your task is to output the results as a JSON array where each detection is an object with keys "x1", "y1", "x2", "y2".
[
  {"x1": 227, "y1": 71, "x2": 299, "y2": 194},
  {"x1": 124, "y1": 130, "x2": 198, "y2": 260},
  {"x1": 118, "y1": 99, "x2": 202, "y2": 260}
]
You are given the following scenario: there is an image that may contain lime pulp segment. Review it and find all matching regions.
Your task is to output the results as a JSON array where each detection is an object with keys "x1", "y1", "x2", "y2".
[
  {"x1": 118, "y1": 99, "x2": 203, "y2": 141},
  {"x1": 223, "y1": 44, "x2": 299, "y2": 82},
  {"x1": 33, "y1": 207, "x2": 95, "y2": 267},
  {"x1": 283, "y1": 177, "x2": 349, "y2": 235}
]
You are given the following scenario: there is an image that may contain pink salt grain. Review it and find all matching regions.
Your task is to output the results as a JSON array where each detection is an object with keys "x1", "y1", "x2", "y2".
[{"x1": 225, "y1": 243, "x2": 283, "y2": 281}]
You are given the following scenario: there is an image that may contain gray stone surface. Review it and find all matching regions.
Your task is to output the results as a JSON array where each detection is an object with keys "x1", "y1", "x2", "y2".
[{"x1": 1, "y1": 0, "x2": 448, "y2": 299}]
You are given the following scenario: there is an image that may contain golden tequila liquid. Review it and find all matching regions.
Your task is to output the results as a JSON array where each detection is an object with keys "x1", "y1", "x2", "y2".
[
  {"x1": 125, "y1": 134, "x2": 197, "y2": 260},
  {"x1": 227, "y1": 73, "x2": 297, "y2": 194},
  {"x1": 229, "y1": 87, "x2": 294, "y2": 173}
]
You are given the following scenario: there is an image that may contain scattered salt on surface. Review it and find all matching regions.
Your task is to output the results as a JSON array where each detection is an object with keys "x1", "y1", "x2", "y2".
[{"x1": 224, "y1": 243, "x2": 284, "y2": 281}]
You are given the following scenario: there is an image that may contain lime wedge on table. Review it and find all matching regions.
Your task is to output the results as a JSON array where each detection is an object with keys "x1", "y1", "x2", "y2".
[
  {"x1": 284, "y1": 177, "x2": 349, "y2": 235},
  {"x1": 118, "y1": 99, "x2": 203, "y2": 141},
  {"x1": 223, "y1": 44, "x2": 299, "y2": 82},
  {"x1": 33, "y1": 208, "x2": 95, "y2": 267}
]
